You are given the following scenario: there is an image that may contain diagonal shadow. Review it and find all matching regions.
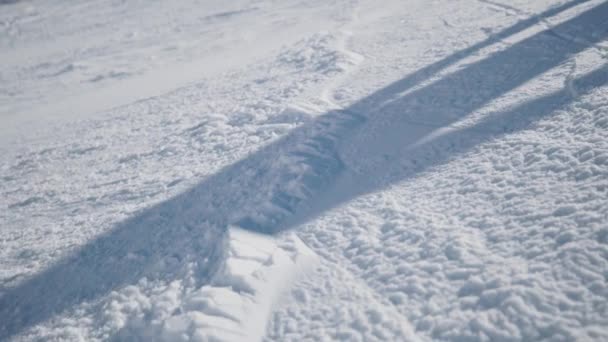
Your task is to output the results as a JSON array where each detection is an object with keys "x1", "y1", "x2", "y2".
[
  {"x1": 360, "y1": 0, "x2": 594, "y2": 107},
  {"x1": 236, "y1": 0, "x2": 608, "y2": 232},
  {"x1": 282, "y1": 66, "x2": 608, "y2": 231},
  {"x1": 1, "y1": 1, "x2": 607, "y2": 339}
]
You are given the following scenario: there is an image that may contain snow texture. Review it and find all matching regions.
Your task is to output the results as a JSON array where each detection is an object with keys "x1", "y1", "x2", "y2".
[{"x1": 1, "y1": 0, "x2": 608, "y2": 341}]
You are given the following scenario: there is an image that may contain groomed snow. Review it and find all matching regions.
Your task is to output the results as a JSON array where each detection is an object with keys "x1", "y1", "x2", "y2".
[{"x1": 1, "y1": 0, "x2": 607, "y2": 341}]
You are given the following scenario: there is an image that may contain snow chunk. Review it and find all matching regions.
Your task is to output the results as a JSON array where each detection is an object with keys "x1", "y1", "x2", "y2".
[{"x1": 159, "y1": 228, "x2": 318, "y2": 342}]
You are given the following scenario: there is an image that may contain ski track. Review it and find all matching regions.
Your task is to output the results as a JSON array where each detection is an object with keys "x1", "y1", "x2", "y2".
[{"x1": 1, "y1": 0, "x2": 608, "y2": 341}]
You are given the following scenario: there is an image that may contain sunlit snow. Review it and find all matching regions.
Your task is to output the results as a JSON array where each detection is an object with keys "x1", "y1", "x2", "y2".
[{"x1": 1, "y1": 0, "x2": 607, "y2": 341}]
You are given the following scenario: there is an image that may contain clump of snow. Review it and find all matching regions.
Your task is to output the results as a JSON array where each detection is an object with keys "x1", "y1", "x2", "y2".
[{"x1": 153, "y1": 228, "x2": 317, "y2": 342}]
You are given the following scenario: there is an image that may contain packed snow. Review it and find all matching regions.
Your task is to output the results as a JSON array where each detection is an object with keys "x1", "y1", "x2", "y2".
[{"x1": 1, "y1": 0, "x2": 607, "y2": 341}]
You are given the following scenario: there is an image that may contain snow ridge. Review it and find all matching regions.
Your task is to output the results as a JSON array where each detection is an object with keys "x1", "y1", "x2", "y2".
[
  {"x1": 234, "y1": 1, "x2": 365, "y2": 234},
  {"x1": 234, "y1": 108, "x2": 365, "y2": 233},
  {"x1": 111, "y1": 228, "x2": 317, "y2": 342}
]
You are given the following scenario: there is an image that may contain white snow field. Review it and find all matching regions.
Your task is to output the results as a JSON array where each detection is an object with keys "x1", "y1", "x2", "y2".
[{"x1": 1, "y1": 0, "x2": 607, "y2": 340}]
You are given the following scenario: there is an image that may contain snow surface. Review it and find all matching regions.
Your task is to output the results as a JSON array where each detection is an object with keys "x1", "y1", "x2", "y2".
[{"x1": 1, "y1": 0, "x2": 608, "y2": 341}]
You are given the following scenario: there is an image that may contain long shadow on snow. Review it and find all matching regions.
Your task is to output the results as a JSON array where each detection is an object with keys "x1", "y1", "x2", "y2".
[
  {"x1": 361, "y1": 0, "x2": 595, "y2": 105},
  {"x1": 1, "y1": 1, "x2": 607, "y2": 339}
]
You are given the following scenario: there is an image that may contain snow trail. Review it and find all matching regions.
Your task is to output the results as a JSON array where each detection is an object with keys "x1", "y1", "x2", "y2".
[{"x1": 318, "y1": 2, "x2": 365, "y2": 109}]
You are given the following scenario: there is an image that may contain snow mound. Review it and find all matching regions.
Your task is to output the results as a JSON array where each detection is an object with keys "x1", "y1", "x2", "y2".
[{"x1": 110, "y1": 228, "x2": 317, "y2": 342}]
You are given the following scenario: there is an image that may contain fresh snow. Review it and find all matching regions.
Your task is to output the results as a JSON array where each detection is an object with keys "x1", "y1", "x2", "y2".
[
  {"x1": 1, "y1": 0, "x2": 608, "y2": 341},
  {"x1": 109, "y1": 228, "x2": 317, "y2": 341}
]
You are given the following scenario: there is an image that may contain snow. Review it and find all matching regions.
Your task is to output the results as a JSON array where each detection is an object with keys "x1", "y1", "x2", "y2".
[
  {"x1": 108, "y1": 228, "x2": 317, "y2": 342},
  {"x1": 1, "y1": 0, "x2": 608, "y2": 341}
]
